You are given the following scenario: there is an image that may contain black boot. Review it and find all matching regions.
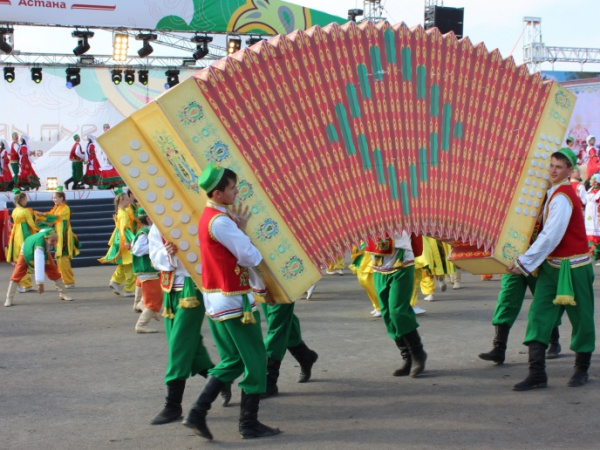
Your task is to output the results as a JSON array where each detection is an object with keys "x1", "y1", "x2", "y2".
[
  {"x1": 239, "y1": 391, "x2": 281, "y2": 439},
  {"x1": 262, "y1": 358, "x2": 281, "y2": 398},
  {"x1": 403, "y1": 329, "x2": 427, "y2": 377},
  {"x1": 513, "y1": 341, "x2": 548, "y2": 391},
  {"x1": 547, "y1": 327, "x2": 562, "y2": 359},
  {"x1": 182, "y1": 376, "x2": 224, "y2": 440},
  {"x1": 221, "y1": 383, "x2": 232, "y2": 406},
  {"x1": 288, "y1": 342, "x2": 318, "y2": 383},
  {"x1": 64, "y1": 178, "x2": 73, "y2": 190},
  {"x1": 393, "y1": 338, "x2": 411, "y2": 376},
  {"x1": 568, "y1": 352, "x2": 591, "y2": 387},
  {"x1": 150, "y1": 379, "x2": 186, "y2": 425},
  {"x1": 479, "y1": 324, "x2": 510, "y2": 364}
]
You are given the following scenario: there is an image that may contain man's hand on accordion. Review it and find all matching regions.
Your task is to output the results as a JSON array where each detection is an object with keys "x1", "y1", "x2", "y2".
[
  {"x1": 229, "y1": 204, "x2": 251, "y2": 232},
  {"x1": 506, "y1": 262, "x2": 521, "y2": 275}
]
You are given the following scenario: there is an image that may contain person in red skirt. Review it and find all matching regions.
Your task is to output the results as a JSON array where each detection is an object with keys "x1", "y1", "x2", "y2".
[
  {"x1": 17, "y1": 135, "x2": 40, "y2": 191},
  {"x1": 82, "y1": 135, "x2": 100, "y2": 189},
  {"x1": 0, "y1": 139, "x2": 14, "y2": 191},
  {"x1": 97, "y1": 125, "x2": 125, "y2": 190}
]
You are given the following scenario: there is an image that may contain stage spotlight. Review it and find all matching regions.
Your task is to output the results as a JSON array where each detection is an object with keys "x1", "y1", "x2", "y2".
[
  {"x1": 112, "y1": 33, "x2": 129, "y2": 61},
  {"x1": 31, "y1": 67, "x2": 42, "y2": 84},
  {"x1": 348, "y1": 8, "x2": 363, "y2": 22},
  {"x1": 164, "y1": 69, "x2": 179, "y2": 89},
  {"x1": 124, "y1": 69, "x2": 135, "y2": 85},
  {"x1": 245, "y1": 36, "x2": 265, "y2": 47},
  {"x1": 4, "y1": 66, "x2": 15, "y2": 83},
  {"x1": 72, "y1": 30, "x2": 94, "y2": 56},
  {"x1": 136, "y1": 33, "x2": 157, "y2": 58},
  {"x1": 138, "y1": 69, "x2": 149, "y2": 86},
  {"x1": 0, "y1": 27, "x2": 14, "y2": 54},
  {"x1": 65, "y1": 68, "x2": 81, "y2": 89},
  {"x1": 191, "y1": 35, "x2": 212, "y2": 61},
  {"x1": 111, "y1": 69, "x2": 122, "y2": 85},
  {"x1": 227, "y1": 36, "x2": 241, "y2": 55}
]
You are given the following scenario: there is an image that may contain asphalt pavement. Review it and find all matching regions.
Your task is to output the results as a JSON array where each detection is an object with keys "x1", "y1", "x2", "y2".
[{"x1": 1, "y1": 264, "x2": 600, "y2": 449}]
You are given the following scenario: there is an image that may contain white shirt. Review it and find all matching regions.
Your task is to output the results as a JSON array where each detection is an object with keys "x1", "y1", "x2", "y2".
[
  {"x1": 73, "y1": 143, "x2": 85, "y2": 160},
  {"x1": 516, "y1": 180, "x2": 574, "y2": 274},
  {"x1": 202, "y1": 202, "x2": 265, "y2": 321},
  {"x1": 132, "y1": 232, "x2": 158, "y2": 281},
  {"x1": 148, "y1": 224, "x2": 190, "y2": 288}
]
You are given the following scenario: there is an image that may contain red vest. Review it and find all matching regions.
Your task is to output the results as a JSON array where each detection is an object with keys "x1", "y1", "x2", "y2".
[
  {"x1": 9, "y1": 142, "x2": 19, "y2": 162},
  {"x1": 70, "y1": 143, "x2": 82, "y2": 161},
  {"x1": 198, "y1": 205, "x2": 251, "y2": 295},
  {"x1": 546, "y1": 184, "x2": 588, "y2": 258},
  {"x1": 365, "y1": 233, "x2": 423, "y2": 257}
]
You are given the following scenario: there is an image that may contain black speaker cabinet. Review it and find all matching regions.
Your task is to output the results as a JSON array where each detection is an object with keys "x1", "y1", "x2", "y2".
[{"x1": 434, "y1": 6, "x2": 464, "y2": 39}]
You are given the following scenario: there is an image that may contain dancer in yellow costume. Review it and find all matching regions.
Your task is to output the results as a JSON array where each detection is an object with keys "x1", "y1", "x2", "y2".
[
  {"x1": 349, "y1": 244, "x2": 381, "y2": 317},
  {"x1": 6, "y1": 189, "x2": 42, "y2": 292},
  {"x1": 326, "y1": 255, "x2": 345, "y2": 275},
  {"x1": 42, "y1": 186, "x2": 79, "y2": 287},
  {"x1": 411, "y1": 237, "x2": 447, "y2": 305},
  {"x1": 99, "y1": 190, "x2": 136, "y2": 297}
]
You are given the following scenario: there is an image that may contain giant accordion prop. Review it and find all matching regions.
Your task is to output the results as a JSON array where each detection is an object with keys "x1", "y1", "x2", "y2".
[{"x1": 99, "y1": 20, "x2": 576, "y2": 302}]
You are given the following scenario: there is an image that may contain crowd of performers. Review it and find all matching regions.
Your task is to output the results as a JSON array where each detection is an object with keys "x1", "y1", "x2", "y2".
[
  {"x1": 2, "y1": 142, "x2": 597, "y2": 440},
  {"x1": 0, "y1": 124, "x2": 125, "y2": 192}
]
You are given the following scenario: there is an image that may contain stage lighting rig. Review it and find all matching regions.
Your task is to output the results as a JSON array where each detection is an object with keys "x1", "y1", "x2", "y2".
[
  {"x1": 31, "y1": 67, "x2": 42, "y2": 84},
  {"x1": 72, "y1": 30, "x2": 94, "y2": 56},
  {"x1": 191, "y1": 35, "x2": 212, "y2": 60},
  {"x1": 164, "y1": 69, "x2": 179, "y2": 89},
  {"x1": 0, "y1": 27, "x2": 14, "y2": 54},
  {"x1": 136, "y1": 33, "x2": 157, "y2": 58},
  {"x1": 4, "y1": 66, "x2": 15, "y2": 83},
  {"x1": 246, "y1": 36, "x2": 265, "y2": 47},
  {"x1": 138, "y1": 69, "x2": 149, "y2": 85},
  {"x1": 227, "y1": 36, "x2": 241, "y2": 55},
  {"x1": 113, "y1": 33, "x2": 129, "y2": 61},
  {"x1": 65, "y1": 67, "x2": 80, "y2": 89},
  {"x1": 348, "y1": 8, "x2": 363, "y2": 22},
  {"x1": 111, "y1": 69, "x2": 122, "y2": 85},
  {"x1": 124, "y1": 69, "x2": 135, "y2": 85}
]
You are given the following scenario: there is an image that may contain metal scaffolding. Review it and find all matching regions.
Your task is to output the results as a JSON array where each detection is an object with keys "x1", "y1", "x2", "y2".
[
  {"x1": 523, "y1": 17, "x2": 600, "y2": 71},
  {"x1": 363, "y1": 0, "x2": 386, "y2": 23}
]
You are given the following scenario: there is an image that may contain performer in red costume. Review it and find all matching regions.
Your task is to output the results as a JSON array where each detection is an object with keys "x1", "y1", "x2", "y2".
[
  {"x1": 64, "y1": 135, "x2": 85, "y2": 190},
  {"x1": 82, "y1": 135, "x2": 100, "y2": 188},
  {"x1": 17, "y1": 135, "x2": 40, "y2": 191}
]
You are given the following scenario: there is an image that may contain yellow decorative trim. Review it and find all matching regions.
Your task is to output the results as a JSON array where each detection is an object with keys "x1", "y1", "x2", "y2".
[
  {"x1": 208, "y1": 213, "x2": 228, "y2": 242},
  {"x1": 201, "y1": 287, "x2": 253, "y2": 296},
  {"x1": 162, "y1": 308, "x2": 175, "y2": 319},
  {"x1": 241, "y1": 311, "x2": 257, "y2": 324},
  {"x1": 553, "y1": 295, "x2": 576, "y2": 306},
  {"x1": 546, "y1": 253, "x2": 589, "y2": 261},
  {"x1": 179, "y1": 296, "x2": 200, "y2": 309}
]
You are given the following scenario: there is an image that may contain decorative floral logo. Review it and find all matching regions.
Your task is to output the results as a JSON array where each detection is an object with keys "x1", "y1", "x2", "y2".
[
  {"x1": 554, "y1": 90, "x2": 572, "y2": 109},
  {"x1": 375, "y1": 237, "x2": 391, "y2": 251},
  {"x1": 206, "y1": 140, "x2": 230, "y2": 163},
  {"x1": 154, "y1": 131, "x2": 199, "y2": 193},
  {"x1": 237, "y1": 180, "x2": 254, "y2": 202},
  {"x1": 178, "y1": 101, "x2": 204, "y2": 125},
  {"x1": 502, "y1": 242, "x2": 520, "y2": 261},
  {"x1": 281, "y1": 255, "x2": 305, "y2": 280},
  {"x1": 256, "y1": 218, "x2": 279, "y2": 242},
  {"x1": 239, "y1": 268, "x2": 249, "y2": 286}
]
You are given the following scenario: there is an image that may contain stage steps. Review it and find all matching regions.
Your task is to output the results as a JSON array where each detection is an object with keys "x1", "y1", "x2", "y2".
[{"x1": 8, "y1": 197, "x2": 115, "y2": 268}]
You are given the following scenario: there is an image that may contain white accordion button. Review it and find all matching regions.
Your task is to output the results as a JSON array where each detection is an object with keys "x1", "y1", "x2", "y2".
[
  {"x1": 163, "y1": 216, "x2": 174, "y2": 227},
  {"x1": 516, "y1": 207, "x2": 522, "y2": 214},
  {"x1": 533, "y1": 181, "x2": 539, "y2": 187},
  {"x1": 536, "y1": 171, "x2": 542, "y2": 178},
  {"x1": 528, "y1": 169, "x2": 534, "y2": 176},
  {"x1": 171, "y1": 201, "x2": 183, "y2": 212},
  {"x1": 543, "y1": 173, "x2": 549, "y2": 180},
  {"x1": 525, "y1": 178, "x2": 531, "y2": 185},
  {"x1": 154, "y1": 204, "x2": 165, "y2": 215},
  {"x1": 179, "y1": 240, "x2": 190, "y2": 251},
  {"x1": 163, "y1": 189, "x2": 174, "y2": 200},
  {"x1": 187, "y1": 225, "x2": 197, "y2": 236},
  {"x1": 535, "y1": 152, "x2": 540, "y2": 158},
  {"x1": 535, "y1": 201, "x2": 540, "y2": 208},
  {"x1": 531, "y1": 160, "x2": 537, "y2": 167},
  {"x1": 547, "y1": 135, "x2": 553, "y2": 142},
  {"x1": 524, "y1": 208, "x2": 529, "y2": 215},
  {"x1": 555, "y1": 137, "x2": 561, "y2": 144},
  {"x1": 129, "y1": 167, "x2": 140, "y2": 178},
  {"x1": 180, "y1": 213, "x2": 191, "y2": 224},
  {"x1": 170, "y1": 228, "x2": 182, "y2": 239},
  {"x1": 537, "y1": 192, "x2": 543, "y2": 199},
  {"x1": 540, "y1": 134, "x2": 546, "y2": 140},
  {"x1": 530, "y1": 190, "x2": 536, "y2": 196},
  {"x1": 130, "y1": 140, "x2": 141, "y2": 150},
  {"x1": 155, "y1": 177, "x2": 166, "y2": 187},
  {"x1": 147, "y1": 165, "x2": 158, "y2": 175},
  {"x1": 195, "y1": 264, "x2": 202, "y2": 274},
  {"x1": 519, "y1": 197, "x2": 525, "y2": 204},
  {"x1": 538, "y1": 143, "x2": 543, "y2": 149},
  {"x1": 138, "y1": 152, "x2": 150, "y2": 163},
  {"x1": 145, "y1": 192, "x2": 157, "y2": 203},
  {"x1": 137, "y1": 180, "x2": 148, "y2": 190},
  {"x1": 186, "y1": 252, "x2": 197, "y2": 263},
  {"x1": 522, "y1": 187, "x2": 528, "y2": 194},
  {"x1": 532, "y1": 211, "x2": 537, "y2": 217},
  {"x1": 527, "y1": 200, "x2": 532, "y2": 206},
  {"x1": 120, "y1": 155, "x2": 132, "y2": 165}
]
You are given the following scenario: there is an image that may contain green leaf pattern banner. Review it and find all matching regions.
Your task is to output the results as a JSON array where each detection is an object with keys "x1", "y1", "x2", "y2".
[{"x1": 157, "y1": 0, "x2": 346, "y2": 34}]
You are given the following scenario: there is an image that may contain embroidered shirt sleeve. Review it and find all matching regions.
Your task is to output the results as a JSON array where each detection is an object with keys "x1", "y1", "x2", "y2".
[
  {"x1": 210, "y1": 215, "x2": 262, "y2": 268},
  {"x1": 132, "y1": 233, "x2": 149, "y2": 257}
]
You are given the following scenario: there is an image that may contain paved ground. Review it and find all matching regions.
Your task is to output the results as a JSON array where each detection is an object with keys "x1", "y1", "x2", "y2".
[{"x1": 1, "y1": 264, "x2": 600, "y2": 449}]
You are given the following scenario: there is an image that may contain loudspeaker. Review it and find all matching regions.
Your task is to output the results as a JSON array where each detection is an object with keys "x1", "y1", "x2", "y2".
[{"x1": 434, "y1": 6, "x2": 464, "y2": 39}]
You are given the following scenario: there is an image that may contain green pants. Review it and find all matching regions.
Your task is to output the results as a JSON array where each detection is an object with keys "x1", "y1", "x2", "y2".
[
  {"x1": 163, "y1": 287, "x2": 213, "y2": 384},
  {"x1": 208, "y1": 311, "x2": 267, "y2": 395},
  {"x1": 492, "y1": 273, "x2": 537, "y2": 327},
  {"x1": 72, "y1": 161, "x2": 83, "y2": 183},
  {"x1": 374, "y1": 265, "x2": 418, "y2": 341},
  {"x1": 525, "y1": 262, "x2": 595, "y2": 353},
  {"x1": 10, "y1": 162, "x2": 19, "y2": 184},
  {"x1": 262, "y1": 303, "x2": 303, "y2": 361}
]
